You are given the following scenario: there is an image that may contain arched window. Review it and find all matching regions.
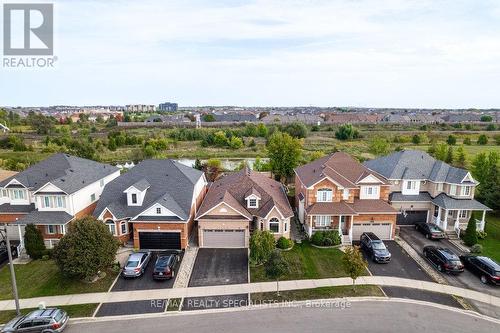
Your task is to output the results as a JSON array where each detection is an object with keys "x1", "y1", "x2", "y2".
[
  {"x1": 317, "y1": 188, "x2": 332, "y2": 202},
  {"x1": 105, "y1": 219, "x2": 116, "y2": 236},
  {"x1": 120, "y1": 221, "x2": 127, "y2": 234},
  {"x1": 269, "y1": 217, "x2": 280, "y2": 233}
]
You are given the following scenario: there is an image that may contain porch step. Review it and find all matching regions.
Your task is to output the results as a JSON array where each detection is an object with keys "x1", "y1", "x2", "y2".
[
  {"x1": 445, "y1": 230, "x2": 459, "y2": 240},
  {"x1": 341, "y1": 235, "x2": 352, "y2": 246}
]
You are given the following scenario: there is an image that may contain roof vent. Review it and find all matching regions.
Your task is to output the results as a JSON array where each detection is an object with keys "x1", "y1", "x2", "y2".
[
  {"x1": 69, "y1": 169, "x2": 74, "y2": 172},
  {"x1": 60, "y1": 179, "x2": 65, "y2": 182}
]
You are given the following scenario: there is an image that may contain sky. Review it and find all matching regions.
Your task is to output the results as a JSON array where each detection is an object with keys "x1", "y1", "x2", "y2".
[{"x1": 1, "y1": 0, "x2": 500, "y2": 108}]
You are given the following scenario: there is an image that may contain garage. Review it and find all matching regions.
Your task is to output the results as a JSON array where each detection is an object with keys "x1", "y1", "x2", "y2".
[
  {"x1": 397, "y1": 210, "x2": 428, "y2": 225},
  {"x1": 138, "y1": 231, "x2": 181, "y2": 250},
  {"x1": 352, "y1": 222, "x2": 393, "y2": 240},
  {"x1": 202, "y1": 229, "x2": 245, "y2": 248}
]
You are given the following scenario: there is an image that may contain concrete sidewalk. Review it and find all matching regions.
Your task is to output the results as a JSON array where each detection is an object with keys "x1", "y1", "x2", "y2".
[{"x1": 1, "y1": 276, "x2": 499, "y2": 311}]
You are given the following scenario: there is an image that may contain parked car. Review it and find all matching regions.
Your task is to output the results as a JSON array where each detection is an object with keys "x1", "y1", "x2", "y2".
[
  {"x1": 423, "y1": 245, "x2": 464, "y2": 274},
  {"x1": 1, "y1": 308, "x2": 69, "y2": 333},
  {"x1": 459, "y1": 255, "x2": 500, "y2": 285},
  {"x1": 152, "y1": 253, "x2": 180, "y2": 280},
  {"x1": 122, "y1": 251, "x2": 152, "y2": 278},
  {"x1": 360, "y1": 232, "x2": 391, "y2": 263},
  {"x1": 0, "y1": 244, "x2": 18, "y2": 266},
  {"x1": 415, "y1": 222, "x2": 446, "y2": 240}
]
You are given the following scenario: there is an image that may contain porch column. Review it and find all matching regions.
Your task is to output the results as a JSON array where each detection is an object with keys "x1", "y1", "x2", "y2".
[
  {"x1": 18, "y1": 225, "x2": 24, "y2": 249},
  {"x1": 349, "y1": 215, "x2": 354, "y2": 241},
  {"x1": 308, "y1": 215, "x2": 313, "y2": 236},
  {"x1": 436, "y1": 207, "x2": 442, "y2": 227},
  {"x1": 454, "y1": 210, "x2": 460, "y2": 230},
  {"x1": 443, "y1": 209, "x2": 449, "y2": 230},
  {"x1": 338, "y1": 215, "x2": 342, "y2": 235},
  {"x1": 480, "y1": 210, "x2": 486, "y2": 231}
]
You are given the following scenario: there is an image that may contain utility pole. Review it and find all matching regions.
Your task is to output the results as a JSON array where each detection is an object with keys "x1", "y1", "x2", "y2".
[{"x1": 2, "y1": 227, "x2": 20, "y2": 315}]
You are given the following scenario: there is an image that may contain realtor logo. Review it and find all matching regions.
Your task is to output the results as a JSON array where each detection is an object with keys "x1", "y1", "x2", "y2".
[{"x1": 3, "y1": 3, "x2": 53, "y2": 56}]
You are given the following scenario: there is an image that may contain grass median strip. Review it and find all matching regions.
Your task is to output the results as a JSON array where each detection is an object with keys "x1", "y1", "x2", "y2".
[
  {"x1": 251, "y1": 285, "x2": 384, "y2": 303},
  {"x1": 0, "y1": 303, "x2": 99, "y2": 324}
]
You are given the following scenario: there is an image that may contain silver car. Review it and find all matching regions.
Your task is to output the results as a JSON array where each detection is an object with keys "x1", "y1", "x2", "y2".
[
  {"x1": 1, "y1": 308, "x2": 69, "y2": 333},
  {"x1": 122, "y1": 251, "x2": 152, "y2": 278}
]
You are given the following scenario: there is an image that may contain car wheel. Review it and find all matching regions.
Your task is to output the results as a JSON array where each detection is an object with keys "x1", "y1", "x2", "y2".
[
  {"x1": 437, "y1": 264, "x2": 443, "y2": 272},
  {"x1": 480, "y1": 275, "x2": 488, "y2": 284}
]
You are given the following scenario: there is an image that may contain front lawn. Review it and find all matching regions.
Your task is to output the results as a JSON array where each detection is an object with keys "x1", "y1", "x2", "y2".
[
  {"x1": 477, "y1": 213, "x2": 500, "y2": 262},
  {"x1": 250, "y1": 241, "x2": 367, "y2": 282},
  {"x1": 0, "y1": 260, "x2": 117, "y2": 301},
  {"x1": 0, "y1": 303, "x2": 98, "y2": 324},
  {"x1": 251, "y1": 285, "x2": 383, "y2": 303}
]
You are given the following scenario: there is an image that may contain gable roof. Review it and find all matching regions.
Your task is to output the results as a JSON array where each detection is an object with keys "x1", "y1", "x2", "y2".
[
  {"x1": 0, "y1": 153, "x2": 118, "y2": 194},
  {"x1": 364, "y1": 150, "x2": 473, "y2": 184},
  {"x1": 94, "y1": 159, "x2": 204, "y2": 221},
  {"x1": 196, "y1": 168, "x2": 293, "y2": 220},
  {"x1": 295, "y1": 151, "x2": 388, "y2": 188}
]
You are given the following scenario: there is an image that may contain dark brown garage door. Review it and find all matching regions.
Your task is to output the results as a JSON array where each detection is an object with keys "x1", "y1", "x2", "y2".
[
  {"x1": 397, "y1": 210, "x2": 428, "y2": 225},
  {"x1": 138, "y1": 232, "x2": 181, "y2": 250}
]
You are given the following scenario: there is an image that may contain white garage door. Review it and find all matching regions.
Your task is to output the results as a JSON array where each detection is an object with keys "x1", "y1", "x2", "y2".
[
  {"x1": 352, "y1": 223, "x2": 392, "y2": 240},
  {"x1": 203, "y1": 229, "x2": 245, "y2": 248}
]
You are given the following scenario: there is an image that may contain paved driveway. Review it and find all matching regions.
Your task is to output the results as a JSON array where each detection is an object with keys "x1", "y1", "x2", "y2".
[
  {"x1": 183, "y1": 248, "x2": 249, "y2": 311},
  {"x1": 96, "y1": 299, "x2": 167, "y2": 317},
  {"x1": 399, "y1": 227, "x2": 500, "y2": 317},
  {"x1": 359, "y1": 240, "x2": 461, "y2": 308}
]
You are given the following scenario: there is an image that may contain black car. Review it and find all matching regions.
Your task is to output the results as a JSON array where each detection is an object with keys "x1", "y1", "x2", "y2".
[
  {"x1": 0, "y1": 244, "x2": 18, "y2": 266},
  {"x1": 459, "y1": 255, "x2": 500, "y2": 285},
  {"x1": 152, "y1": 253, "x2": 179, "y2": 280},
  {"x1": 360, "y1": 232, "x2": 391, "y2": 263},
  {"x1": 423, "y1": 245, "x2": 464, "y2": 274},
  {"x1": 415, "y1": 222, "x2": 446, "y2": 240}
]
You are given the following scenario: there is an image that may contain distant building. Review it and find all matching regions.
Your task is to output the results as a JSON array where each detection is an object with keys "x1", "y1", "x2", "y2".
[
  {"x1": 158, "y1": 102, "x2": 178, "y2": 112},
  {"x1": 126, "y1": 104, "x2": 156, "y2": 112}
]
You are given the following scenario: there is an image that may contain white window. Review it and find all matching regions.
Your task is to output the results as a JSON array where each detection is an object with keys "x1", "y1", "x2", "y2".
[
  {"x1": 108, "y1": 224, "x2": 116, "y2": 236},
  {"x1": 1, "y1": 189, "x2": 7, "y2": 197},
  {"x1": 47, "y1": 225, "x2": 55, "y2": 234},
  {"x1": 90, "y1": 193, "x2": 96, "y2": 202},
  {"x1": 459, "y1": 210, "x2": 467, "y2": 218},
  {"x1": 448, "y1": 210, "x2": 453, "y2": 217},
  {"x1": 316, "y1": 215, "x2": 331, "y2": 227},
  {"x1": 248, "y1": 198, "x2": 258, "y2": 208},
  {"x1": 461, "y1": 186, "x2": 471, "y2": 196},
  {"x1": 402, "y1": 180, "x2": 420, "y2": 195},
  {"x1": 131, "y1": 193, "x2": 137, "y2": 204},
  {"x1": 120, "y1": 221, "x2": 127, "y2": 234},
  {"x1": 360, "y1": 186, "x2": 379, "y2": 199},
  {"x1": 317, "y1": 189, "x2": 333, "y2": 202},
  {"x1": 11, "y1": 189, "x2": 25, "y2": 200},
  {"x1": 41, "y1": 196, "x2": 66, "y2": 209},
  {"x1": 342, "y1": 189, "x2": 349, "y2": 200},
  {"x1": 437, "y1": 183, "x2": 443, "y2": 192},
  {"x1": 449, "y1": 185, "x2": 457, "y2": 196},
  {"x1": 269, "y1": 217, "x2": 280, "y2": 233},
  {"x1": 156, "y1": 207, "x2": 162, "y2": 214}
]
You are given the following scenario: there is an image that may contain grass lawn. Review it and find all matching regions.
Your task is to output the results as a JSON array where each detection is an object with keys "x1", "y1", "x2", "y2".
[
  {"x1": 167, "y1": 298, "x2": 182, "y2": 311},
  {"x1": 0, "y1": 260, "x2": 117, "y2": 301},
  {"x1": 477, "y1": 213, "x2": 500, "y2": 262},
  {"x1": 0, "y1": 303, "x2": 98, "y2": 324},
  {"x1": 250, "y1": 241, "x2": 366, "y2": 282},
  {"x1": 251, "y1": 285, "x2": 383, "y2": 303}
]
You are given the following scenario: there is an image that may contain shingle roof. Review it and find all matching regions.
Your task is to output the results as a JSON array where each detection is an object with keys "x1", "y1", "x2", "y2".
[
  {"x1": 129, "y1": 179, "x2": 150, "y2": 192},
  {"x1": 364, "y1": 150, "x2": 472, "y2": 184},
  {"x1": 350, "y1": 199, "x2": 398, "y2": 214},
  {"x1": 0, "y1": 153, "x2": 119, "y2": 194},
  {"x1": 295, "y1": 152, "x2": 388, "y2": 188},
  {"x1": 390, "y1": 192, "x2": 432, "y2": 202},
  {"x1": 0, "y1": 203, "x2": 35, "y2": 213},
  {"x1": 431, "y1": 193, "x2": 491, "y2": 210},
  {"x1": 94, "y1": 159, "x2": 204, "y2": 221},
  {"x1": 306, "y1": 202, "x2": 357, "y2": 215},
  {"x1": 196, "y1": 168, "x2": 293, "y2": 220},
  {"x1": 13, "y1": 211, "x2": 73, "y2": 225}
]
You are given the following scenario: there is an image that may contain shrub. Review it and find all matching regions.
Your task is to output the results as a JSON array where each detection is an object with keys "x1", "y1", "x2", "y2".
[
  {"x1": 249, "y1": 230, "x2": 276, "y2": 264},
  {"x1": 470, "y1": 244, "x2": 483, "y2": 254},
  {"x1": 476, "y1": 230, "x2": 488, "y2": 239},
  {"x1": 276, "y1": 237, "x2": 292, "y2": 249},
  {"x1": 53, "y1": 217, "x2": 119, "y2": 280},
  {"x1": 323, "y1": 237, "x2": 333, "y2": 246},
  {"x1": 463, "y1": 218, "x2": 478, "y2": 247},
  {"x1": 41, "y1": 255, "x2": 50, "y2": 261},
  {"x1": 463, "y1": 137, "x2": 472, "y2": 145},
  {"x1": 24, "y1": 224, "x2": 46, "y2": 259},
  {"x1": 335, "y1": 124, "x2": 359, "y2": 141},
  {"x1": 311, "y1": 230, "x2": 341, "y2": 246},
  {"x1": 477, "y1": 134, "x2": 488, "y2": 145},
  {"x1": 311, "y1": 231, "x2": 325, "y2": 246},
  {"x1": 323, "y1": 230, "x2": 342, "y2": 246}
]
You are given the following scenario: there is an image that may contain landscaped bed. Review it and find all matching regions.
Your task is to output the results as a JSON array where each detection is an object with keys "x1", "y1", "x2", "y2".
[
  {"x1": 250, "y1": 241, "x2": 368, "y2": 282},
  {"x1": 250, "y1": 285, "x2": 384, "y2": 303},
  {"x1": 0, "y1": 260, "x2": 118, "y2": 301},
  {"x1": 0, "y1": 303, "x2": 99, "y2": 324}
]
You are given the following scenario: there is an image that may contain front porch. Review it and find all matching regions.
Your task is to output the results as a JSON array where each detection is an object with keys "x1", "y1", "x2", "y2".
[
  {"x1": 307, "y1": 214, "x2": 354, "y2": 245},
  {"x1": 431, "y1": 204, "x2": 491, "y2": 238}
]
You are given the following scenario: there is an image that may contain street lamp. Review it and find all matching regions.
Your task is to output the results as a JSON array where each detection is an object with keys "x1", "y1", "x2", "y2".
[{"x1": 1, "y1": 226, "x2": 20, "y2": 315}]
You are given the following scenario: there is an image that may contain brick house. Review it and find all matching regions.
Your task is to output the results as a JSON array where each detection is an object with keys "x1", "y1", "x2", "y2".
[
  {"x1": 294, "y1": 152, "x2": 398, "y2": 244},
  {"x1": 0, "y1": 153, "x2": 120, "y2": 248},
  {"x1": 94, "y1": 159, "x2": 207, "y2": 249}
]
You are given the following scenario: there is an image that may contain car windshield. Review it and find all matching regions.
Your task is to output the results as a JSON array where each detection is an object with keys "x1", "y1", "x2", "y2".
[
  {"x1": 156, "y1": 257, "x2": 170, "y2": 267},
  {"x1": 54, "y1": 311, "x2": 64, "y2": 322},
  {"x1": 372, "y1": 242, "x2": 386, "y2": 250},
  {"x1": 126, "y1": 260, "x2": 139, "y2": 268},
  {"x1": 429, "y1": 226, "x2": 442, "y2": 232}
]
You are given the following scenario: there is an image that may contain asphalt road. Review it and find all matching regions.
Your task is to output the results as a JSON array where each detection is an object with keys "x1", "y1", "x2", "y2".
[
  {"x1": 66, "y1": 300, "x2": 500, "y2": 333},
  {"x1": 399, "y1": 227, "x2": 500, "y2": 317}
]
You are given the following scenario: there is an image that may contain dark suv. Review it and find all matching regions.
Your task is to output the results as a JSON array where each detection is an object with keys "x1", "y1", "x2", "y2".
[
  {"x1": 1, "y1": 308, "x2": 69, "y2": 333},
  {"x1": 152, "y1": 253, "x2": 179, "y2": 280},
  {"x1": 423, "y1": 245, "x2": 464, "y2": 274},
  {"x1": 459, "y1": 255, "x2": 500, "y2": 285},
  {"x1": 360, "y1": 232, "x2": 391, "y2": 263}
]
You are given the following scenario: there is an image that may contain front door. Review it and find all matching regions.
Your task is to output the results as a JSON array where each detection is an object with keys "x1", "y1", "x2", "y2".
[{"x1": 340, "y1": 216, "x2": 347, "y2": 235}]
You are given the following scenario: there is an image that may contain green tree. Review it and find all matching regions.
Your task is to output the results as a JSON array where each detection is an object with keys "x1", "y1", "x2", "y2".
[
  {"x1": 249, "y1": 230, "x2": 276, "y2": 265},
  {"x1": 411, "y1": 134, "x2": 422, "y2": 145},
  {"x1": 471, "y1": 153, "x2": 490, "y2": 184},
  {"x1": 480, "y1": 115, "x2": 493, "y2": 122},
  {"x1": 256, "y1": 123, "x2": 269, "y2": 137},
  {"x1": 486, "y1": 124, "x2": 496, "y2": 131},
  {"x1": 342, "y1": 246, "x2": 367, "y2": 291},
  {"x1": 53, "y1": 217, "x2": 119, "y2": 281},
  {"x1": 24, "y1": 224, "x2": 46, "y2": 259},
  {"x1": 445, "y1": 146, "x2": 454, "y2": 164},
  {"x1": 369, "y1": 137, "x2": 390, "y2": 156},
  {"x1": 203, "y1": 114, "x2": 216, "y2": 122},
  {"x1": 267, "y1": 131, "x2": 302, "y2": 183},
  {"x1": 463, "y1": 137, "x2": 472, "y2": 145},
  {"x1": 434, "y1": 143, "x2": 448, "y2": 161},
  {"x1": 205, "y1": 158, "x2": 222, "y2": 182},
  {"x1": 193, "y1": 158, "x2": 203, "y2": 170},
  {"x1": 107, "y1": 138, "x2": 117, "y2": 151},
  {"x1": 335, "y1": 124, "x2": 359, "y2": 141},
  {"x1": 446, "y1": 135, "x2": 457, "y2": 145},
  {"x1": 477, "y1": 134, "x2": 488, "y2": 145},
  {"x1": 456, "y1": 146, "x2": 467, "y2": 168},
  {"x1": 480, "y1": 154, "x2": 500, "y2": 211},
  {"x1": 228, "y1": 136, "x2": 243, "y2": 149},
  {"x1": 463, "y1": 218, "x2": 478, "y2": 247},
  {"x1": 265, "y1": 250, "x2": 289, "y2": 296},
  {"x1": 283, "y1": 122, "x2": 308, "y2": 139}
]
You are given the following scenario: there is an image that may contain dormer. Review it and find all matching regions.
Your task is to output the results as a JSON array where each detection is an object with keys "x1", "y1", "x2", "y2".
[
  {"x1": 124, "y1": 179, "x2": 150, "y2": 206},
  {"x1": 245, "y1": 187, "x2": 261, "y2": 209}
]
